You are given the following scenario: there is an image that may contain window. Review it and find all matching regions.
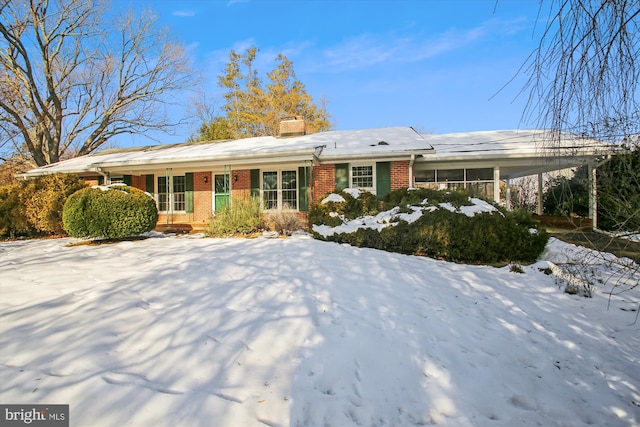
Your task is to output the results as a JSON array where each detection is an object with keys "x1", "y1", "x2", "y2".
[
  {"x1": 423, "y1": 170, "x2": 436, "y2": 183},
  {"x1": 351, "y1": 165, "x2": 373, "y2": 189},
  {"x1": 415, "y1": 167, "x2": 495, "y2": 199},
  {"x1": 466, "y1": 168, "x2": 493, "y2": 181},
  {"x1": 263, "y1": 171, "x2": 278, "y2": 210},
  {"x1": 262, "y1": 170, "x2": 297, "y2": 210},
  {"x1": 437, "y1": 169, "x2": 464, "y2": 182},
  {"x1": 158, "y1": 176, "x2": 186, "y2": 212},
  {"x1": 281, "y1": 170, "x2": 297, "y2": 209}
]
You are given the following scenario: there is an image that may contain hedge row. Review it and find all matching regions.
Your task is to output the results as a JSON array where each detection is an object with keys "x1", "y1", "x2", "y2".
[
  {"x1": 0, "y1": 174, "x2": 87, "y2": 238},
  {"x1": 310, "y1": 188, "x2": 549, "y2": 264}
]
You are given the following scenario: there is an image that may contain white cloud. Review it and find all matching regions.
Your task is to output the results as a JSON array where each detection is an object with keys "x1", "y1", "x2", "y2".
[
  {"x1": 173, "y1": 10, "x2": 196, "y2": 17},
  {"x1": 312, "y1": 18, "x2": 525, "y2": 73}
]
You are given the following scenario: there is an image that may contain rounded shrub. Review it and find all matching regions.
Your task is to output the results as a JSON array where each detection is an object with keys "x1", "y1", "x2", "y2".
[{"x1": 63, "y1": 185, "x2": 158, "y2": 239}]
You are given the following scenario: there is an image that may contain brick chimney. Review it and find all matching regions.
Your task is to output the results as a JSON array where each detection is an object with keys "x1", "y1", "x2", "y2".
[{"x1": 279, "y1": 116, "x2": 306, "y2": 137}]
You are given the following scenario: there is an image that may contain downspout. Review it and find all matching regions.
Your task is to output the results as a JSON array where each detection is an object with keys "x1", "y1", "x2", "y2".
[
  {"x1": 311, "y1": 146, "x2": 325, "y2": 206},
  {"x1": 306, "y1": 159, "x2": 312, "y2": 207},
  {"x1": 409, "y1": 154, "x2": 415, "y2": 189}
]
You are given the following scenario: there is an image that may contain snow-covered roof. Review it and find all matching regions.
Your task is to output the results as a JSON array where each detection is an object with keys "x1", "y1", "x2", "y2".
[
  {"x1": 20, "y1": 127, "x2": 617, "y2": 178},
  {"x1": 22, "y1": 126, "x2": 434, "y2": 176},
  {"x1": 424, "y1": 129, "x2": 614, "y2": 160}
]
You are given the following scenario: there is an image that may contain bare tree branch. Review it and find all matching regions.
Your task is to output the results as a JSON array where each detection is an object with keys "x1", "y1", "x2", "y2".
[{"x1": 0, "y1": 0, "x2": 194, "y2": 166}]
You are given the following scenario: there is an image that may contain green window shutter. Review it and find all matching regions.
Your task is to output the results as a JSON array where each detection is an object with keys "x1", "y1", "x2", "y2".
[
  {"x1": 123, "y1": 175, "x2": 132, "y2": 186},
  {"x1": 250, "y1": 169, "x2": 260, "y2": 197},
  {"x1": 335, "y1": 163, "x2": 349, "y2": 191},
  {"x1": 376, "y1": 162, "x2": 391, "y2": 201},
  {"x1": 185, "y1": 172, "x2": 194, "y2": 213},
  {"x1": 145, "y1": 174, "x2": 154, "y2": 193},
  {"x1": 298, "y1": 166, "x2": 309, "y2": 212}
]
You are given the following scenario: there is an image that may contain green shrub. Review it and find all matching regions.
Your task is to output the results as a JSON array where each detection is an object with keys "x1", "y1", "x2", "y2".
[
  {"x1": 63, "y1": 185, "x2": 158, "y2": 239},
  {"x1": 0, "y1": 174, "x2": 87, "y2": 238},
  {"x1": 312, "y1": 188, "x2": 549, "y2": 264},
  {"x1": 205, "y1": 196, "x2": 265, "y2": 237}
]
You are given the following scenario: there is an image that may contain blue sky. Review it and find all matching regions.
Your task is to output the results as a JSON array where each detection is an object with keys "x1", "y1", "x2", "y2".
[{"x1": 116, "y1": 0, "x2": 545, "y2": 145}]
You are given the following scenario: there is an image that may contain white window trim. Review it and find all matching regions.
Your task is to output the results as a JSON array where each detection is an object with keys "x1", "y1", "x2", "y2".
[
  {"x1": 157, "y1": 175, "x2": 187, "y2": 213},
  {"x1": 349, "y1": 162, "x2": 376, "y2": 193},
  {"x1": 261, "y1": 169, "x2": 299, "y2": 210}
]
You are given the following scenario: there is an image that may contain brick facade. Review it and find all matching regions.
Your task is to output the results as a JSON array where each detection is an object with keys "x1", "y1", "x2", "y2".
[
  {"x1": 149, "y1": 160, "x2": 413, "y2": 230},
  {"x1": 390, "y1": 160, "x2": 410, "y2": 189},
  {"x1": 193, "y1": 172, "x2": 212, "y2": 225},
  {"x1": 312, "y1": 163, "x2": 336, "y2": 202},
  {"x1": 232, "y1": 169, "x2": 252, "y2": 200}
]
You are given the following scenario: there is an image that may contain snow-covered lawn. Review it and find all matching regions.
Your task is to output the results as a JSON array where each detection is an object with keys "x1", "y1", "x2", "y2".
[{"x1": 1, "y1": 234, "x2": 638, "y2": 426}]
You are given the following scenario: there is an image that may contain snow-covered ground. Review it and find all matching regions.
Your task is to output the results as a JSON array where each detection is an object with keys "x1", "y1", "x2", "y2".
[{"x1": 1, "y1": 234, "x2": 638, "y2": 427}]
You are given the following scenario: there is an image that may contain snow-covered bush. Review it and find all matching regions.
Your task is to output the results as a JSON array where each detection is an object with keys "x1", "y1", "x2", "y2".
[
  {"x1": 63, "y1": 185, "x2": 158, "y2": 239},
  {"x1": 310, "y1": 188, "x2": 549, "y2": 264},
  {"x1": 307, "y1": 188, "x2": 378, "y2": 227}
]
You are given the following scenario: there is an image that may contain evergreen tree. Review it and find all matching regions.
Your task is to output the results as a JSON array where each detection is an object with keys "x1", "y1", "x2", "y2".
[{"x1": 192, "y1": 47, "x2": 330, "y2": 141}]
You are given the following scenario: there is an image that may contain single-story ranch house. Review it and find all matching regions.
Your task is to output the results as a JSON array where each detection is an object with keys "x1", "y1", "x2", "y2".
[{"x1": 21, "y1": 117, "x2": 615, "y2": 230}]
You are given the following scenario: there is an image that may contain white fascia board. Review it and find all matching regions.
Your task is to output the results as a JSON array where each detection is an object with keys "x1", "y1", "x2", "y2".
[
  {"x1": 17, "y1": 166, "x2": 103, "y2": 178},
  {"x1": 96, "y1": 149, "x2": 317, "y2": 171},
  {"x1": 318, "y1": 148, "x2": 434, "y2": 163}
]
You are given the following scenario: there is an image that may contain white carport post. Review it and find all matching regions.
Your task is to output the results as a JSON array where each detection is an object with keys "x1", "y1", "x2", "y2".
[
  {"x1": 537, "y1": 173, "x2": 544, "y2": 215},
  {"x1": 505, "y1": 178, "x2": 511, "y2": 210},
  {"x1": 493, "y1": 166, "x2": 500, "y2": 204},
  {"x1": 588, "y1": 162, "x2": 597, "y2": 230}
]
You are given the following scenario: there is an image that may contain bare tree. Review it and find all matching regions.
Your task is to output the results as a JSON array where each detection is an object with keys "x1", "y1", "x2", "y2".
[
  {"x1": 522, "y1": 0, "x2": 640, "y2": 296},
  {"x1": 523, "y1": 0, "x2": 640, "y2": 141},
  {"x1": 0, "y1": 0, "x2": 193, "y2": 167}
]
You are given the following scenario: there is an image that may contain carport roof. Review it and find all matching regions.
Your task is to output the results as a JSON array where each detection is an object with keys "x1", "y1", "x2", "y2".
[{"x1": 418, "y1": 129, "x2": 617, "y2": 179}]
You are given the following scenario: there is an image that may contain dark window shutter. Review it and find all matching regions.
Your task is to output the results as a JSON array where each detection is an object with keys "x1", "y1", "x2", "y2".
[
  {"x1": 376, "y1": 162, "x2": 391, "y2": 201},
  {"x1": 185, "y1": 172, "x2": 194, "y2": 213},
  {"x1": 298, "y1": 166, "x2": 309, "y2": 212},
  {"x1": 335, "y1": 163, "x2": 349, "y2": 191},
  {"x1": 145, "y1": 174, "x2": 154, "y2": 193},
  {"x1": 123, "y1": 175, "x2": 132, "y2": 186},
  {"x1": 250, "y1": 169, "x2": 260, "y2": 197}
]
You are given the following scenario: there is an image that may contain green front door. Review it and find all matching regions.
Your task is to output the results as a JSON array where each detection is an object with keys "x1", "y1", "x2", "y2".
[{"x1": 214, "y1": 174, "x2": 230, "y2": 211}]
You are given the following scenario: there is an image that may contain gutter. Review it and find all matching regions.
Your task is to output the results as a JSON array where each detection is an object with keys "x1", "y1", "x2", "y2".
[
  {"x1": 97, "y1": 147, "x2": 319, "y2": 169},
  {"x1": 317, "y1": 148, "x2": 434, "y2": 162}
]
